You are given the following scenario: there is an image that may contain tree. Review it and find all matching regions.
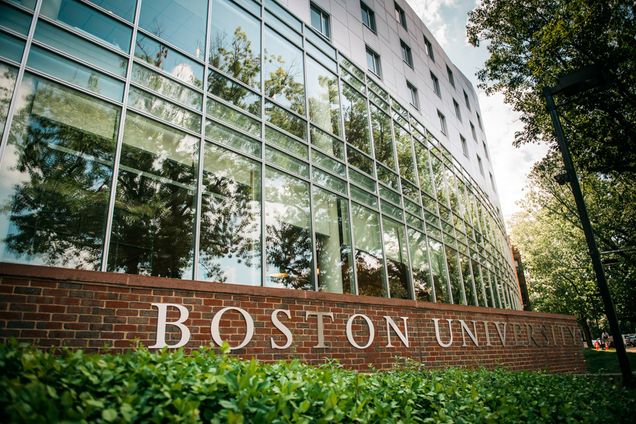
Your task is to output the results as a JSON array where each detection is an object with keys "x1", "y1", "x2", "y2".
[
  {"x1": 510, "y1": 153, "x2": 636, "y2": 337},
  {"x1": 467, "y1": 0, "x2": 636, "y2": 175}
]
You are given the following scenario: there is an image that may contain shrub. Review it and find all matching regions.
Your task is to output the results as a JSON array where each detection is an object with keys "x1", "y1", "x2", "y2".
[{"x1": 0, "y1": 342, "x2": 633, "y2": 423}]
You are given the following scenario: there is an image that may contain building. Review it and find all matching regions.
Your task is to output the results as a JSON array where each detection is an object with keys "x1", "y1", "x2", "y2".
[
  {"x1": 0, "y1": 0, "x2": 520, "y2": 309},
  {"x1": 0, "y1": 0, "x2": 584, "y2": 372}
]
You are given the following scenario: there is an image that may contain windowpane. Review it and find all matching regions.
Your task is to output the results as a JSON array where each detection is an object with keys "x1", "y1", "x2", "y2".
[
  {"x1": 135, "y1": 33, "x2": 203, "y2": 87},
  {"x1": 446, "y1": 65, "x2": 455, "y2": 88},
  {"x1": 139, "y1": 0, "x2": 207, "y2": 59},
  {"x1": 365, "y1": 47, "x2": 381, "y2": 76},
  {"x1": 34, "y1": 20, "x2": 127, "y2": 76},
  {"x1": 210, "y1": 0, "x2": 261, "y2": 89},
  {"x1": 0, "y1": 74, "x2": 118, "y2": 270},
  {"x1": 0, "y1": 2, "x2": 32, "y2": 35},
  {"x1": 424, "y1": 36, "x2": 434, "y2": 61},
  {"x1": 394, "y1": 123, "x2": 417, "y2": 183},
  {"x1": 306, "y1": 57, "x2": 341, "y2": 136},
  {"x1": 133, "y1": 63, "x2": 202, "y2": 110},
  {"x1": 310, "y1": 3, "x2": 330, "y2": 38},
  {"x1": 394, "y1": 2, "x2": 406, "y2": 29},
  {"x1": 0, "y1": 64, "x2": 18, "y2": 140},
  {"x1": 460, "y1": 253, "x2": 475, "y2": 305},
  {"x1": 264, "y1": 27, "x2": 305, "y2": 115},
  {"x1": 208, "y1": 69, "x2": 260, "y2": 116},
  {"x1": 370, "y1": 104, "x2": 395, "y2": 170},
  {"x1": 265, "y1": 167, "x2": 313, "y2": 290},
  {"x1": 383, "y1": 218, "x2": 411, "y2": 299},
  {"x1": 341, "y1": 83, "x2": 371, "y2": 154},
  {"x1": 360, "y1": 2, "x2": 376, "y2": 32},
  {"x1": 264, "y1": 100, "x2": 306, "y2": 140},
  {"x1": 108, "y1": 113, "x2": 198, "y2": 278},
  {"x1": 445, "y1": 245, "x2": 463, "y2": 304},
  {"x1": 408, "y1": 229, "x2": 432, "y2": 301},
  {"x1": 207, "y1": 98, "x2": 261, "y2": 139},
  {"x1": 0, "y1": 31, "x2": 25, "y2": 63},
  {"x1": 453, "y1": 99, "x2": 461, "y2": 121},
  {"x1": 199, "y1": 143, "x2": 261, "y2": 285},
  {"x1": 430, "y1": 71, "x2": 440, "y2": 97},
  {"x1": 407, "y1": 82, "x2": 418, "y2": 109},
  {"x1": 28, "y1": 45, "x2": 124, "y2": 102},
  {"x1": 352, "y1": 204, "x2": 385, "y2": 297},
  {"x1": 313, "y1": 187, "x2": 353, "y2": 293},
  {"x1": 127, "y1": 86, "x2": 201, "y2": 132},
  {"x1": 427, "y1": 237, "x2": 448, "y2": 302},
  {"x1": 205, "y1": 120, "x2": 261, "y2": 158},
  {"x1": 400, "y1": 40, "x2": 413, "y2": 67},
  {"x1": 86, "y1": 0, "x2": 136, "y2": 21},
  {"x1": 310, "y1": 126, "x2": 344, "y2": 160},
  {"x1": 41, "y1": 0, "x2": 132, "y2": 52},
  {"x1": 347, "y1": 146, "x2": 374, "y2": 176},
  {"x1": 472, "y1": 259, "x2": 487, "y2": 307}
]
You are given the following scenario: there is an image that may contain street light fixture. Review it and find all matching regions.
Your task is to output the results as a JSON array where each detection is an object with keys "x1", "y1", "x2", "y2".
[{"x1": 543, "y1": 65, "x2": 633, "y2": 386}]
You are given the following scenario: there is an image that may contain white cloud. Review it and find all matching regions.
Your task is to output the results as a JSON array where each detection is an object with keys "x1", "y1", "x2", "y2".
[
  {"x1": 407, "y1": 0, "x2": 458, "y2": 47},
  {"x1": 478, "y1": 91, "x2": 547, "y2": 221}
]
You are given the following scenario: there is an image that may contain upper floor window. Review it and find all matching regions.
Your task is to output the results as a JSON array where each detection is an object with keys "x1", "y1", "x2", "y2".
[
  {"x1": 489, "y1": 172, "x2": 496, "y2": 191},
  {"x1": 407, "y1": 80, "x2": 419, "y2": 109},
  {"x1": 483, "y1": 141, "x2": 489, "y2": 160},
  {"x1": 477, "y1": 154, "x2": 484, "y2": 175},
  {"x1": 446, "y1": 65, "x2": 455, "y2": 88},
  {"x1": 430, "y1": 71, "x2": 440, "y2": 97},
  {"x1": 476, "y1": 111, "x2": 483, "y2": 130},
  {"x1": 310, "y1": 3, "x2": 330, "y2": 38},
  {"x1": 395, "y1": 2, "x2": 407, "y2": 29},
  {"x1": 400, "y1": 39, "x2": 413, "y2": 68},
  {"x1": 424, "y1": 36, "x2": 434, "y2": 62},
  {"x1": 360, "y1": 2, "x2": 376, "y2": 32},
  {"x1": 453, "y1": 99, "x2": 461, "y2": 121},
  {"x1": 437, "y1": 110, "x2": 447, "y2": 135},
  {"x1": 463, "y1": 89, "x2": 471, "y2": 110},
  {"x1": 366, "y1": 46, "x2": 381, "y2": 77},
  {"x1": 470, "y1": 122, "x2": 477, "y2": 141},
  {"x1": 460, "y1": 135, "x2": 468, "y2": 157}
]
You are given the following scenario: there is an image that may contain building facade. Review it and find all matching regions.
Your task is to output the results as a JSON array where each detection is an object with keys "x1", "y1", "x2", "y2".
[{"x1": 0, "y1": 0, "x2": 521, "y2": 310}]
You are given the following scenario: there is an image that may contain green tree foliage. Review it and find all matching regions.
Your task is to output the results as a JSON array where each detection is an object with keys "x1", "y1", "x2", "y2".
[
  {"x1": 510, "y1": 153, "x2": 636, "y2": 336},
  {"x1": 467, "y1": 0, "x2": 636, "y2": 175}
]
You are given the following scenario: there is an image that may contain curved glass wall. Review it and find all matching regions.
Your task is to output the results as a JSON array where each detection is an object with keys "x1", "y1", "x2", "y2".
[{"x1": 0, "y1": 0, "x2": 521, "y2": 309}]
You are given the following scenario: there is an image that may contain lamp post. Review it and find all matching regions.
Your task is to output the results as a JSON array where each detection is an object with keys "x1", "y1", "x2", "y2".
[{"x1": 543, "y1": 66, "x2": 632, "y2": 386}]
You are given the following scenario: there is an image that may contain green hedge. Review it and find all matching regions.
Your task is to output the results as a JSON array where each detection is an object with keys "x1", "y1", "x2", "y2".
[{"x1": 0, "y1": 343, "x2": 633, "y2": 423}]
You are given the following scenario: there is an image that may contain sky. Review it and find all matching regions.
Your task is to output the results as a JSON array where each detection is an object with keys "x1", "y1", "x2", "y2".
[{"x1": 406, "y1": 0, "x2": 548, "y2": 224}]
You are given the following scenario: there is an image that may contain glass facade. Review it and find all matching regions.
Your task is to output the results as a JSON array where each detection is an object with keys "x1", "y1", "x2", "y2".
[{"x1": 0, "y1": 0, "x2": 520, "y2": 310}]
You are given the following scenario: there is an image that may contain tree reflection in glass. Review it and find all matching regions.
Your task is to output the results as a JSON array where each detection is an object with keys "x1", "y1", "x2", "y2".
[
  {"x1": 263, "y1": 27, "x2": 305, "y2": 115},
  {"x1": 0, "y1": 63, "x2": 18, "y2": 140},
  {"x1": 445, "y1": 245, "x2": 465, "y2": 304},
  {"x1": 209, "y1": 0, "x2": 261, "y2": 89},
  {"x1": 408, "y1": 228, "x2": 433, "y2": 301},
  {"x1": 370, "y1": 104, "x2": 394, "y2": 169},
  {"x1": 460, "y1": 253, "x2": 475, "y2": 305},
  {"x1": 306, "y1": 57, "x2": 341, "y2": 137},
  {"x1": 265, "y1": 167, "x2": 313, "y2": 289},
  {"x1": 107, "y1": 113, "x2": 197, "y2": 278},
  {"x1": 341, "y1": 83, "x2": 371, "y2": 154},
  {"x1": 0, "y1": 74, "x2": 118, "y2": 269},
  {"x1": 199, "y1": 143, "x2": 261, "y2": 284},
  {"x1": 352, "y1": 204, "x2": 386, "y2": 297},
  {"x1": 383, "y1": 217, "x2": 411, "y2": 299},
  {"x1": 313, "y1": 187, "x2": 353, "y2": 294},
  {"x1": 428, "y1": 237, "x2": 449, "y2": 302}
]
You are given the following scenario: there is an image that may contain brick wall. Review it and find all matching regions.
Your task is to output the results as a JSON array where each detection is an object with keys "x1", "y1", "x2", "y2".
[{"x1": 0, "y1": 263, "x2": 585, "y2": 372}]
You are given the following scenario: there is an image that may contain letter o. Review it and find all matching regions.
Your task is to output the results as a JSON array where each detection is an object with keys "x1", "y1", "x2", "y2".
[
  {"x1": 211, "y1": 307, "x2": 254, "y2": 350},
  {"x1": 346, "y1": 314, "x2": 375, "y2": 349}
]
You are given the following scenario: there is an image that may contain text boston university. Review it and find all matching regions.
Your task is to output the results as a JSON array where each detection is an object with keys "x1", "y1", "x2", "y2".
[{"x1": 149, "y1": 303, "x2": 582, "y2": 351}]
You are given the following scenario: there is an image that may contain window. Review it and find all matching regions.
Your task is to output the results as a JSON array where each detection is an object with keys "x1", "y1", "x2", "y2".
[
  {"x1": 477, "y1": 154, "x2": 484, "y2": 175},
  {"x1": 460, "y1": 135, "x2": 468, "y2": 157},
  {"x1": 464, "y1": 89, "x2": 471, "y2": 110},
  {"x1": 470, "y1": 122, "x2": 477, "y2": 141},
  {"x1": 424, "y1": 36, "x2": 434, "y2": 61},
  {"x1": 437, "y1": 110, "x2": 447, "y2": 135},
  {"x1": 476, "y1": 111, "x2": 483, "y2": 129},
  {"x1": 446, "y1": 65, "x2": 455, "y2": 88},
  {"x1": 489, "y1": 172, "x2": 496, "y2": 191},
  {"x1": 400, "y1": 39, "x2": 413, "y2": 68},
  {"x1": 366, "y1": 46, "x2": 381, "y2": 76},
  {"x1": 394, "y1": 2, "x2": 407, "y2": 29},
  {"x1": 483, "y1": 141, "x2": 490, "y2": 159},
  {"x1": 430, "y1": 71, "x2": 441, "y2": 97},
  {"x1": 360, "y1": 2, "x2": 376, "y2": 32},
  {"x1": 264, "y1": 27, "x2": 305, "y2": 114},
  {"x1": 407, "y1": 81, "x2": 419, "y2": 109},
  {"x1": 453, "y1": 99, "x2": 461, "y2": 121},
  {"x1": 310, "y1": 3, "x2": 330, "y2": 38}
]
